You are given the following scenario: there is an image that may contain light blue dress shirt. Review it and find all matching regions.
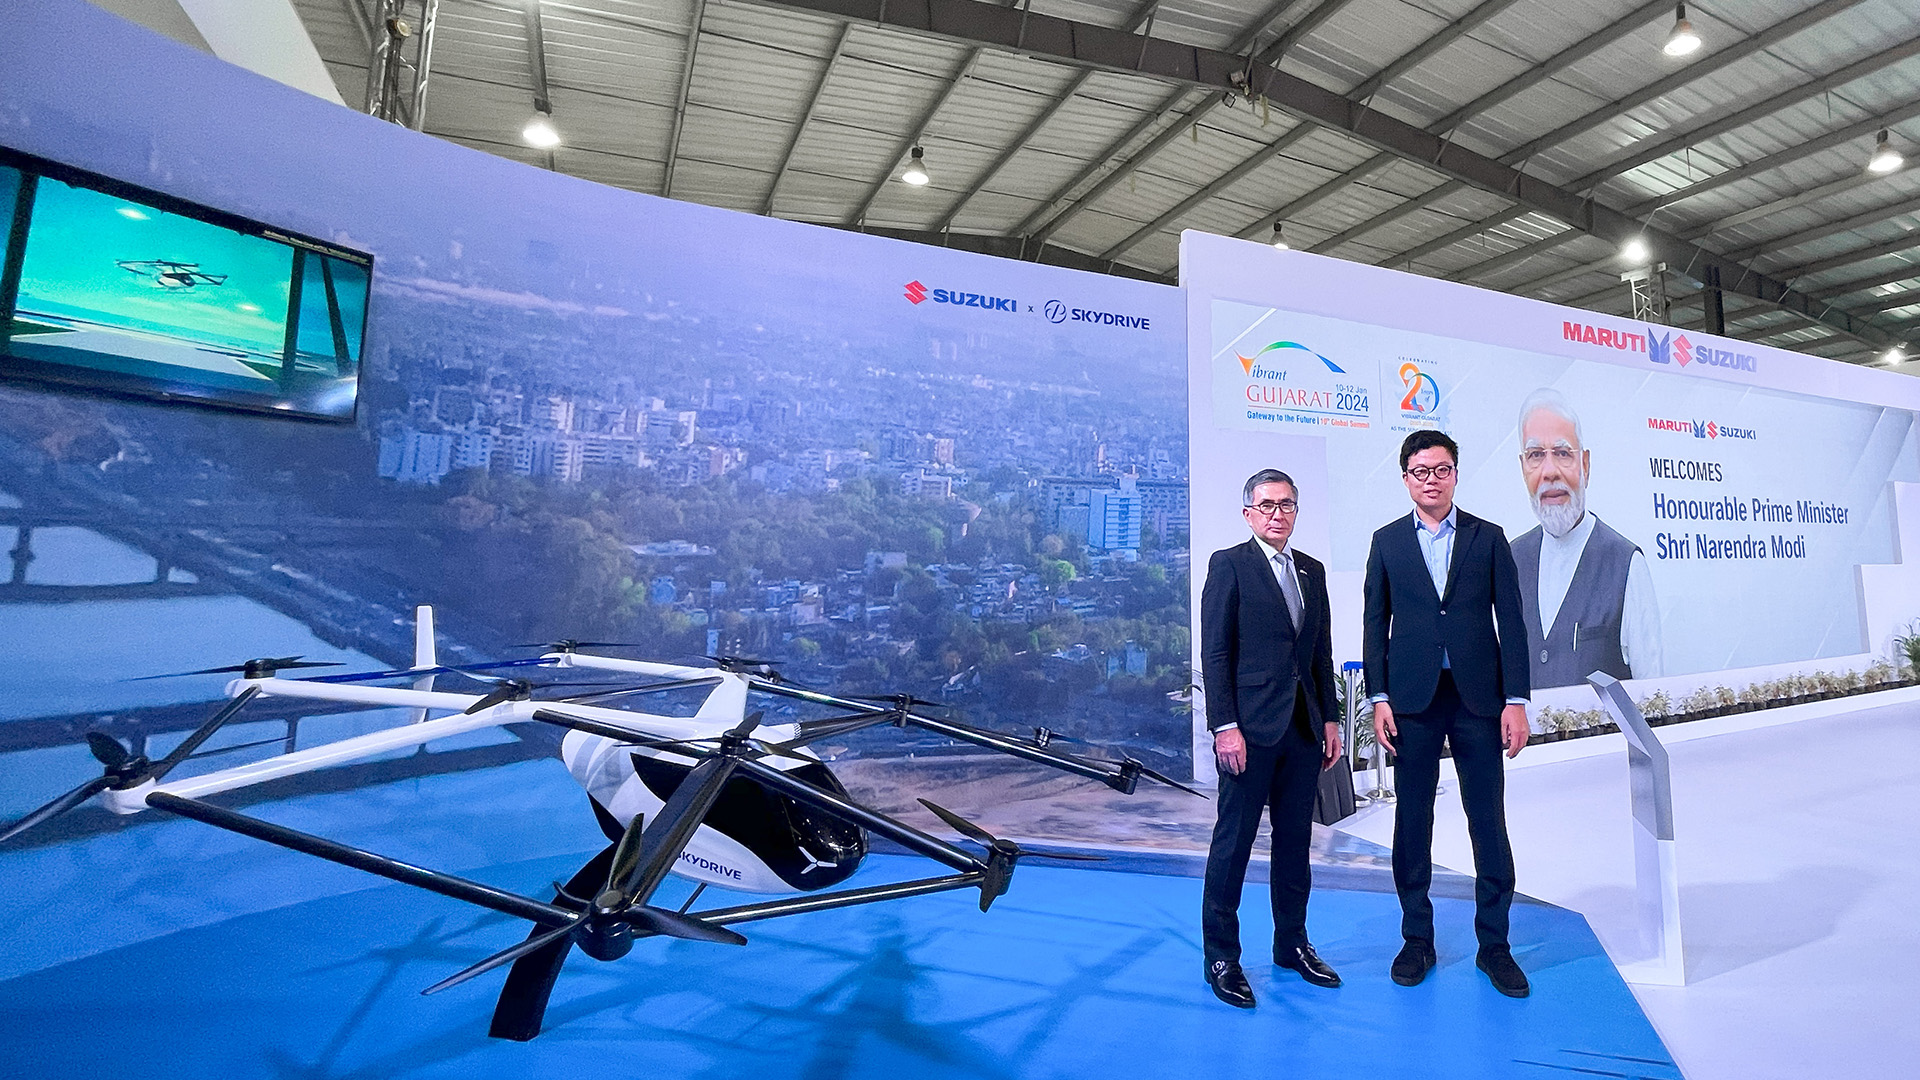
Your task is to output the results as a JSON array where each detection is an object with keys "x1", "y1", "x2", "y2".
[{"x1": 1370, "y1": 506, "x2": 1525, "y2": 709}]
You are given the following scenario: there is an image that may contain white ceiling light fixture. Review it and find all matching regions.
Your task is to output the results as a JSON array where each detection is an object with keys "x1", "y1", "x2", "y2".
[
  {"x1": 1868, "y1": 128, "x2": 1904, "y2": 174},
  {"x1": 1622, "y1": 237, "x2": 1651, "y2": 264},
  {"x1": 522, "y1": 111, "x2": 562, "y2": 150},
  {"x1": 901, "y1": 146, "x2": 930, "y2": 187},
  {"x1": 1885, "y1": 347, "x2": 1907, "y2": 366},
  {"x1": 1664, "y1": 3, "x2": 1701, "y2": 58},
  {"x1": 1270, "y1": 222, "x2": 1289, "y2": 250}
]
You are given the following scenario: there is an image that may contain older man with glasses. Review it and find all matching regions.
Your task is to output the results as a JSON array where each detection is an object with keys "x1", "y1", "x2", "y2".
[
  {"x1": 1198, "y1": 468, "x2": 1344, "y2": 1009},
  {"x1": 1510, "y1": 387, "x2": 1663, "y2": 689}
]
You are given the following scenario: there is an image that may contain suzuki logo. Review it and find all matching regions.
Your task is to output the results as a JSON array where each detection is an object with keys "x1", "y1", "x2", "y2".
[{"x1": 904, "y1": 280, "x2": 927, "y2": 304}]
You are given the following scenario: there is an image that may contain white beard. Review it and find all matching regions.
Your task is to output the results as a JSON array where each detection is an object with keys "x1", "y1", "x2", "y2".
[{"x1": 1532, "y1": 480, "x2": 1586, "y2": 539}]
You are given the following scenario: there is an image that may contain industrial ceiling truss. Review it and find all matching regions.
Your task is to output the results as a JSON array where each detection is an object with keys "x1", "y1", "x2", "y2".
[{"x1": 284, "y1": 0, "x2": 1920, "y2": 362}]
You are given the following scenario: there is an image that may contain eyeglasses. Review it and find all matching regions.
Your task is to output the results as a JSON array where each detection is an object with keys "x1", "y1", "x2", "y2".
[
  {"x1": 1520, "y1": 447, "x2": 1580, "y2": 469},
  {"x1": 1403, "y1": 464, "x2": 1455, "y2": 482},
  {"x1": 1245, "y1": 499, "x2": 1298, "y2": 517}
]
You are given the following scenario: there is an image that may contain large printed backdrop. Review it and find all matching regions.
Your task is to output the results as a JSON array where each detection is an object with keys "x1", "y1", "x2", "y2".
[
  {"x1": 1183, "y1": 232, "x2": 1920, "y2": 774},
  {"x1": 0, "y1": 0, "x2": 1194, "y2": 831}
]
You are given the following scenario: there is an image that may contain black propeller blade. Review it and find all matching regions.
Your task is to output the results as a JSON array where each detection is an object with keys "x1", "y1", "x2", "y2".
[
  {"x1": 705, "y1": 655, "x2": 783, "y2": 678},
  {"x1": 0, "y1": 774, "x2": 117, "y2": 845},
  {"x1": 0, "y1": 732, "x2": 153, "y2": 845},
  {"x1": 129, "y1": 656, "x2": 343, "y2": 681},
  {"x1": 461, "y1": 677, "x2": 640, "y2": 715},
  {"x1": 1124, "y1": 757, "x2": 1207, "y2": 798},
  {"x1": 517, "y1": 639, "x2": 648, "y2": 653},
  {"x1": 421, "y1": 917, "x2": 584, "y2": 996},
  {"x1": 422, "y1": 808, "x2": 743, "y2": 995},
  {"x1": 86, "y1": 731, "x2": 132, "y2": 769},
  {"x1": 1, "y1": 687, "x2": 272, "y2": 845},
  {"x1": 1029, "y1": 726, "x2": 1086, "y2": 749},
  {"x1": 916, "y1": 799, "x2": 1104, "y2": 911},
  {"x1": 594, "y1": 813, "x2": 744, "y2": 947}
]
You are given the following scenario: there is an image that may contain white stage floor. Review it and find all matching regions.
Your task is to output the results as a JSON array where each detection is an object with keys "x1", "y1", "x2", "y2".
[{"x1": 1335, "y1": 695, "x2": 1920, "y2": 1080}]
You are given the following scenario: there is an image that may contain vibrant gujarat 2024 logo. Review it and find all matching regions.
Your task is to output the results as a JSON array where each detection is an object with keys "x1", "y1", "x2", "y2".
[{"x1": 1237, "y1": 340, "x2": 1347, "y2": 376}]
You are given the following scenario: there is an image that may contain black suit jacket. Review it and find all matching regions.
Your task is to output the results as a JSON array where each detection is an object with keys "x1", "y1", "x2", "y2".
[
  {"x1": 1362, "y1": 508, "x2": 1530, "y2": 717},
  {"x1": 1200, "y1": 538, "x2": 1337, "y2": 747}
]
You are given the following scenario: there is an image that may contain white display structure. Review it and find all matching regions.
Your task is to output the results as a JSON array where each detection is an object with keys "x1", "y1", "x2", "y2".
[{"x1": 1180, "y1": 230, "x2": 1920, "y2": 786}]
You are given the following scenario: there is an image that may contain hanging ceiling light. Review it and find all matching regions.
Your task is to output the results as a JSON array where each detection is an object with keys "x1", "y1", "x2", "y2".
[
  {"x1": 522, "y1": 111, "x2": 561, "y2": 149},
  {"x1": 1622, "y1": 237, "x2": 1651, "y2": 264},
  {"x1": 1885, "y1": 347, "x2": 1907, "y2": 366},
  {"x1": 1270, "y1": 222, "x2": 1289, "y2": 250},
  {"x1": 1868, "y1": 128, "x2": 1904, "y2": 174},
  {"x1": 901, "y1": 146, "x2": 930, "y2": 187},
  {"x1": 1663, "y1": 3, "x2": 1701, "y2": 57}
]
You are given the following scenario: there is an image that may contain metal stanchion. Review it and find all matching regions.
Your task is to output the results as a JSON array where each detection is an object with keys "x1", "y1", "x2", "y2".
[{"x1": 1343, "y1": 662, "x2": 1394, "y2": 804}]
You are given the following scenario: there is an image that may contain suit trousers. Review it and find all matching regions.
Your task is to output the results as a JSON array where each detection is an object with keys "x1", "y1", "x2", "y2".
[
  {"x1": 1390, "y1": 670, "x2": 1516, "y2": 951},
  {"x1": 1201, "y1": 699, "x2": 1321, "y2": 964}
]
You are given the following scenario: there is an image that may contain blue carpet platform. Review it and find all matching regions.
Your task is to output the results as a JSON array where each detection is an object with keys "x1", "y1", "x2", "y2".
[{"x1": 0, "y1": 763, "x2": 1679, "y2": 1080}]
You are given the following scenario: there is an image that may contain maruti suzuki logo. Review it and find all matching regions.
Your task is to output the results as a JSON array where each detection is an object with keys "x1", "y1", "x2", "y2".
[
  {"x1": 1649, "y1": 331, "x2": 1673, "y2": 364},
  {"x1": 904, "y1": 280, "x2": 927, "y2": 304}
]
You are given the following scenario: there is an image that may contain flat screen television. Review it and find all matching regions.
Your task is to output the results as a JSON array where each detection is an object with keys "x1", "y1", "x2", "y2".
[{"x1": 0, "y1": 145, "x2": 372, "y2": 423}]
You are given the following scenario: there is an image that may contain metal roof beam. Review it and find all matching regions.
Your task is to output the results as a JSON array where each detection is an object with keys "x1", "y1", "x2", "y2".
[
  {"x1": 1625, "y1": 102, "x2": 1920, "y2": 219},
  {"x1": 1290, "y1": 1, "x2": 1666, "y2": 269},
  {"x1": 662, "y1": 0, "x2": 709, "y2": 199},
  {"x1": 1775, "y1": 233, "x2": 1920, "y2": 281},
  {"x1": 1447, "y1": 228, "x2": 1584, "y2": 283},
  {"x1": 342, "y1": 0, "x2": 375, "y2": 50},
  {"x1": 1232, "y1": 150, "x2": 1397, "y2": 243},
  {"x1": 763, "y1": 23, "x2": 855, "y2": 216},
  {"x1": 520, "y1": 0, "x2": 552, "y2": 114},
  {"x1": 1348, "y1": 0, "x2": 1524, "y2": 104},
  {"x1": 1096, "y1": 123, "x2": 1314, "y2": 261},
  {"x1": 1695, "y1": 171, "x2": 1887, "y2": 238},
  {"x1": 1847, "y1": 285, "x2": 1920, "y2": 316},
  {"x1": 731, "y1": 0, "x2": 1895, "y2": 348},
  {"x1": 1724, "y1": 190, "x2": 1920, "y2": 267},
  {"x1": 933, "y1": 0, "x2": 1162, "y2": 234},
  {"x1": 1018, "y1": 0, "x2": 1327, "y2": 244},
  {"x1": 1426, "y1": 0, "x2": 1670, "y2": 136},
  {"x1": 1500, "y1": 0, "x2": 1866, "y2": 165},
  {"x1": 1810, "y1": 262, "x2": 1920, "y2": 302},
  {"x1": 1391, "y1": 207, "x2": 1530, "y2": 268},
  {"x1": 1304, "y1": 179, "x2": 1466, "y2": 255},
  {"x1": 1567, "y1": 35, "x2": 1920, "y2": 192},
  {"x1": 845, "y1": 46, "x2": 983, "y2": 226}
]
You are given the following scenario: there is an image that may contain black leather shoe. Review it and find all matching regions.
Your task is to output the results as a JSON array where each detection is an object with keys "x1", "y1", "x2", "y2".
[
  {"x1": 1477, "y1": 949, "x2": 1530, "y2": 998},
  {"x1": 1390, "y1": 939, "x2": 1436, "y2": 986},
  {"x1": 1205, "y1": 959, "x2": 1256, "y2": 1008},
  {"x1": 1274, "y1": 944, "x2": 1342, "y2": 988}
]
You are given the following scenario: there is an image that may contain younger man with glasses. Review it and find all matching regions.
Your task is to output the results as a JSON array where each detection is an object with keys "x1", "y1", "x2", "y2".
[
  {"x1": 1362, "y1": 431, "x2": 1534, "y2": 997},
  {"x1": 1199, "y1": 469, "x2": 1343, "y2": 1008}
]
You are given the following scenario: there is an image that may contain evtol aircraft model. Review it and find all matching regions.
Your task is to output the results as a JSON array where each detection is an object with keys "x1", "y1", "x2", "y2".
[
  {"x1": 1, "y1": 607, "x2": 1197, "y2": 1040},
  {"x1": 115, "y1": 259, "x2": 229, "y2": 289}
]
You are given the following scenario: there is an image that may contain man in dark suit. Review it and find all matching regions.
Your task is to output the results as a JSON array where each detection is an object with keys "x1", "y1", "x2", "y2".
[
  {"x1": 1200, "y1": 469, "x2": 1343, "y2": 1008},
  {"x1": 1363, "y1": 430, "x2": 1533, "y2": 998}
]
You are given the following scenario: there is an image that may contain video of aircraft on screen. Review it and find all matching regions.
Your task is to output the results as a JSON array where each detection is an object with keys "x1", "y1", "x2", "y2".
[{"x1": 0, "y1": 148, "x2": 372, "y2": 422}]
